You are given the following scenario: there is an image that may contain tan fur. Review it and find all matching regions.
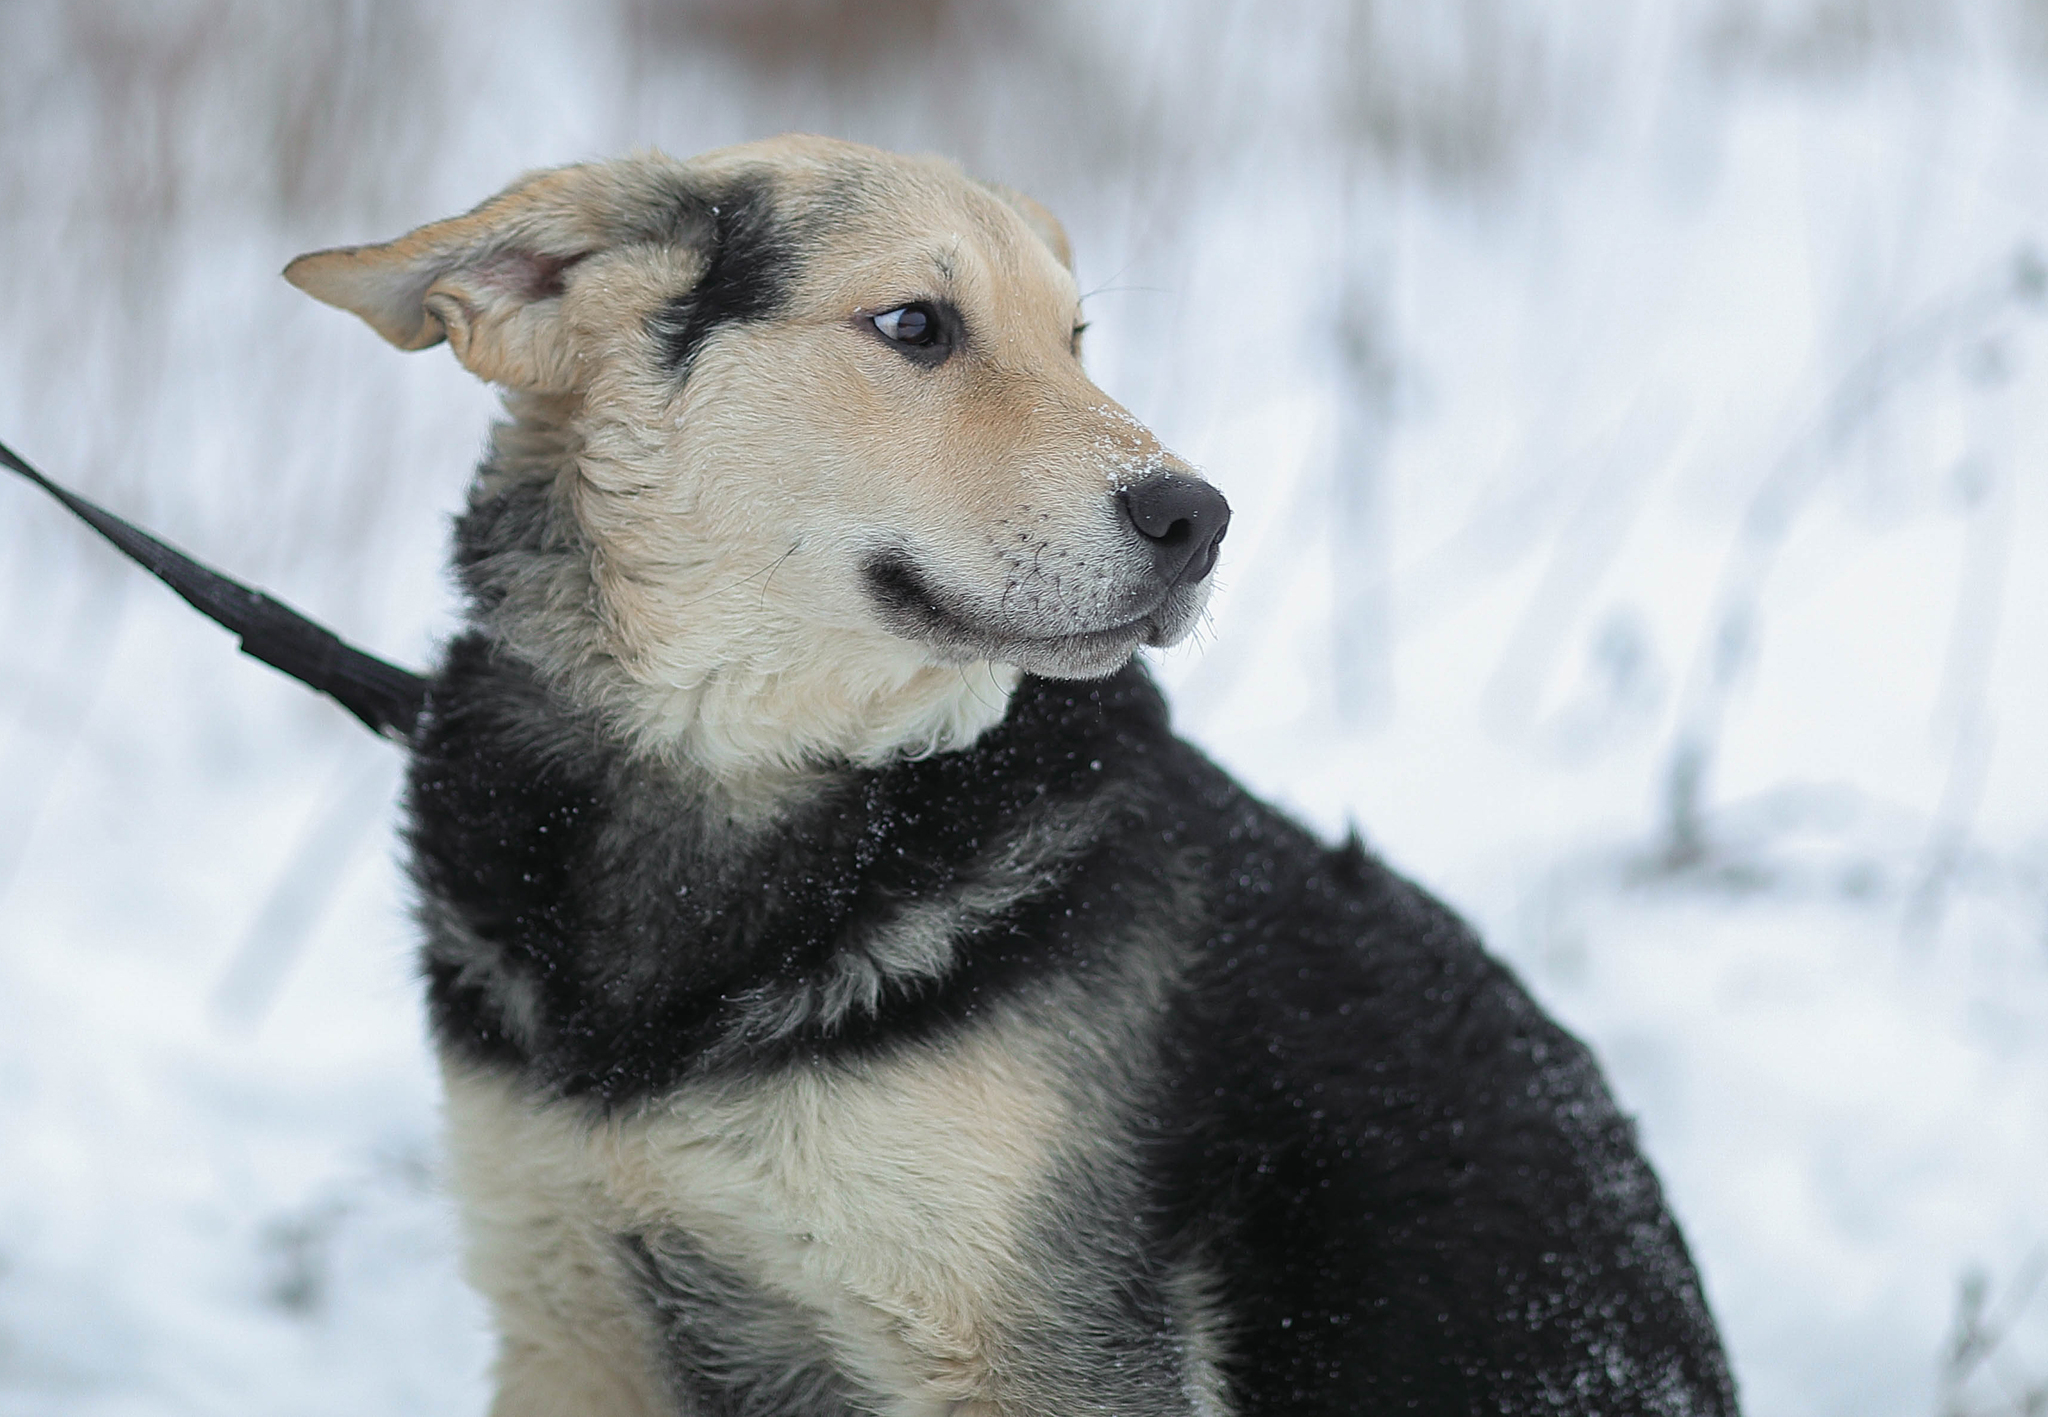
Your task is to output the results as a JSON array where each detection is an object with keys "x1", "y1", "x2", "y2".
[
  {"x1": 441, "y1": 1096, "x2": 674, "y2": 1417},
  {"x1": 288, "y1": 136, "x2": 1205, "y2": 790},
  {"x1": 296, "y1": 137, "x2": 1230, "y2": 1413},
  {"x1": 443, "y1": 1008, "x2": 1075, "y2": 1416}
]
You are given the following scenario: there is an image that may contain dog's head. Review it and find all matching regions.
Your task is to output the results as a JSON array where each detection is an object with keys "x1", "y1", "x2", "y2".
[{"x1": 287, "y1": 137, "x2": 1226, "y2": 778}]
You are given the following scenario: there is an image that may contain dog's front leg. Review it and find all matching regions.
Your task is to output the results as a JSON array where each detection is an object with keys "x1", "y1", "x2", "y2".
[{"x1": 442, "y1": 1062, "x2": 673, "y2": 1417}]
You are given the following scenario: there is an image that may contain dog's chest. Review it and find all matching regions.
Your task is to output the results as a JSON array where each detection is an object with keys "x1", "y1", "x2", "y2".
[{"x1": 442, "y1": 1020, "x2": 1072, "y2": 1414}]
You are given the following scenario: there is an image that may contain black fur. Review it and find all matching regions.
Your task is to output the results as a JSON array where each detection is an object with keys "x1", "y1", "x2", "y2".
[
  {"x1": 860, "y1": 547, "x2": 983, "y2": 648},
  {"x1": 410, "y1": 633, "x2": 1171, "y2": 1094},
  {"x1": 645, "y1": 176, "x2": 799, "y2": 375},
  {"x1": 407, "y1": 638, "x2": 1740, "y2": 1414},
  {"x1": 626, "y1": 1232, "x2": 871, "y2": 1417}
]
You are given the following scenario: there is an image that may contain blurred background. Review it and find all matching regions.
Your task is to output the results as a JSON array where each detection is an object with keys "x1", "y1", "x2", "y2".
[{"x1": 2, "y1": 1, "x2": 2046, "y2": 1412}]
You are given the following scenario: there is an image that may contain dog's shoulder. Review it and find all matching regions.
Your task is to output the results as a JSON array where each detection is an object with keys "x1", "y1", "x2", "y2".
[{"x1": 405, "y1": 639, "x2": 1190, "y2": 1099}]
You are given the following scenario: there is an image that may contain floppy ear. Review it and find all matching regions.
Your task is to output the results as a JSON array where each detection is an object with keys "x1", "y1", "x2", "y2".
[
  {"x1": 981, "y1": 182, "x2": 1072, "y2": 272},
  {"x1": 285, "y1": 163, "x2": 666, "y2": 391}
]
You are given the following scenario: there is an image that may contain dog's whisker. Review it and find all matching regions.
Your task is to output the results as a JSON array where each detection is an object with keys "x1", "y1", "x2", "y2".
[
  {"x1": 669, "y1": 548, "x2": 798, "y2": 613},
  {"x1": 1077, "y1": 283, "x2": 1174, "y2": 299},
  {"x1": 753, "y1": 540, "x2": 801, "y2": 610},
  {"x1": 1079, "y1": 254, "x2": 1150, "y2": 304},
  {"x1": 955, "y1": 665, "x2": 1000, "y2": 717}
]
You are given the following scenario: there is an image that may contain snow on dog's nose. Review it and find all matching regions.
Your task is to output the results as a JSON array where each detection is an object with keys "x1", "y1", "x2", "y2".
[{"x1": 1118, "y1": 473, "x2": 1230, "y2": 590}]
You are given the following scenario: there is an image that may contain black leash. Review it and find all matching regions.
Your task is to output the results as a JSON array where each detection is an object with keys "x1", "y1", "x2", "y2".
[{"x1": 1, "y1": 437, "x2": 428, "y2": 743}]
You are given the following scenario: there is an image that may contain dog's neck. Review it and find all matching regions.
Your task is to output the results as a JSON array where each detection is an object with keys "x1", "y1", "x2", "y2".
[{"x1": 452, "y1": 394, "x2": 1021, "y2": 799}]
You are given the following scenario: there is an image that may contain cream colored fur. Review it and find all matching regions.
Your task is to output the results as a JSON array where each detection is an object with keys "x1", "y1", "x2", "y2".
[
  {"x1": 293, "y1": 137, "x2": 1230, "y2": 1413},
  {"x1": 443, "y1": 1010, "x2": 1072, "y2": 1416},
  {"x1": 287, "y1": 136, "x2": 1203, "y2": 792}
]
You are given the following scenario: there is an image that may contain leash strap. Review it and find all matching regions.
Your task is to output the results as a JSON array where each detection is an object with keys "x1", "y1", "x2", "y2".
[{"x1": 1, "y1": 437, "x2": 428, "y2": 743}]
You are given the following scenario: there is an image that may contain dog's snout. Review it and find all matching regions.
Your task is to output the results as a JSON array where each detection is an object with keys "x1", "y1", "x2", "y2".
[{"x1": 1119, "y1": 474, "x2": 1230, "y2": 585}]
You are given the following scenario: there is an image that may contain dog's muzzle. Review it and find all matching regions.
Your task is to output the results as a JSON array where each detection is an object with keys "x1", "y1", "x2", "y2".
[{"x1": 862, "y1": 473, "x2": 1230, "y2": 679}]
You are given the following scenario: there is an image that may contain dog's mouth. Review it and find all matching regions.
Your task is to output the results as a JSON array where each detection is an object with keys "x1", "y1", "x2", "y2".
[{"x1": 861, "y1": 552, "x2": 1205, "y2": 679}]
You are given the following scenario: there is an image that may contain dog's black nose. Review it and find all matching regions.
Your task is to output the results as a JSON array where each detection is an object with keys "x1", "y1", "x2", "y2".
[{"x1": 1119, "y1": 474, "x2": 1231, "y2": 586}]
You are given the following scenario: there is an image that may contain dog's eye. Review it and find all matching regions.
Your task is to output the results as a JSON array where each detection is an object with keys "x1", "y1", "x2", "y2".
[
  {"x1": 873, "y1": 303, "x2": 940, "y2": 347},
  {"x1": 1071, "y1": 321, "x2": 1089, "y2": 357},
  {"x1": 862, "y1": 300, "x2": 961, "y2": 367}
]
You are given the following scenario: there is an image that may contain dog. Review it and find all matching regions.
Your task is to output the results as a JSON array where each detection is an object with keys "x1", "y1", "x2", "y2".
[{"x1": 284, "y1": 136, "x2": 1739, "y2": 1416}]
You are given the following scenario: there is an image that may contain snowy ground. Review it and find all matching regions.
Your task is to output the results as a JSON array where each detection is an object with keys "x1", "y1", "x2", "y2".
[{"x1": 2, "y1": 3, "x2": 2045, "y2": 1413}]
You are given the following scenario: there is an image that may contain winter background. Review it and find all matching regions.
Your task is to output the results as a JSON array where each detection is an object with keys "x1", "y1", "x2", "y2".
[{"x1": 2, "y1": 1, "x2": 2045, "y2": 1412}]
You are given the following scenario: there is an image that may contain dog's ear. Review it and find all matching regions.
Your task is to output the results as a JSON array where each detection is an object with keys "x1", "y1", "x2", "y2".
[
  {"x1": 285, "y1": 163, "x2": 660, "y2": 391},
  {"x1": 981, "y1": 183, "x2": 1072, "y2": 272}
]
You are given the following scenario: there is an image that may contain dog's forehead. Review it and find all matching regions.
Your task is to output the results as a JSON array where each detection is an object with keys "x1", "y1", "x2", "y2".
[
  {"x1": 672, "y1": 140, "x2": 1072, "y2": 313},
  {"x1": 792, "y1": 165, "x2": 1072, "y2": 311}
]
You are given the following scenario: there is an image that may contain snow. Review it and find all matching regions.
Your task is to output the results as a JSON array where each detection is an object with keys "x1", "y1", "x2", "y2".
[{"x1": 2, "y1": 2, "x2": 2045, "y2": 1412}]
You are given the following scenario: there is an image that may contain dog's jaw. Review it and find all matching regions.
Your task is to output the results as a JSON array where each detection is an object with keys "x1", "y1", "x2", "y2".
[
  {"x1": 859, "y1": 550, "x2": 1209, "y2": 681},
  {"x1": 485, "y1": 584, "x2": 1028, "y2": 802},
  {"x1": 460, "y1": 398, "x2": 1025, "y2": 796},
  {"x1": 624, "y1": 645, "x2": 1025, "y2": 782}
]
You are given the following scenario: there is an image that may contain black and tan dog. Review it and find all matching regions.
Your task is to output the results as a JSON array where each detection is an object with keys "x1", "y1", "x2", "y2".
[{"x1": 286, "y1": 136, "x2": 1738, "y2": 1416}]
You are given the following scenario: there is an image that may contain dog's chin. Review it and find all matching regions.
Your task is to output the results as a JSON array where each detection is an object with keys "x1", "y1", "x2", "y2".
[
  {"x1": 997, "y1": 622, "x2": 1151, "y2": 680},
  {"x1": 862, "y1": 552, "x2": 1208, "y2": 681}
]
